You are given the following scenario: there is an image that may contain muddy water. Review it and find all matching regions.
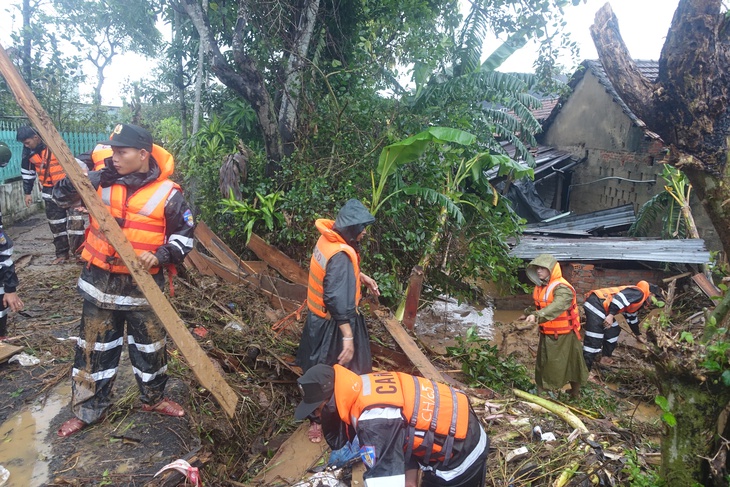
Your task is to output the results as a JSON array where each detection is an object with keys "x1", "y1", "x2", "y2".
[
  {"x1": 0, "y1": 384, "x2": 69, "y2": 487},
  {"x1": 415, "y1": 295, "x2": 523, "y2": 339}
]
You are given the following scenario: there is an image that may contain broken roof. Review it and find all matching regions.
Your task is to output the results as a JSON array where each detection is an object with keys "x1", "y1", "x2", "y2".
[
  {"x1": 510, "y1": 236, "x2": 710, "y2": 264},
  {"x1": 541, "y1": 60, "x2": 662, "y2": 139},
  {"x1": 524, "y1": 204, "x2": 636, "y2": 236}
]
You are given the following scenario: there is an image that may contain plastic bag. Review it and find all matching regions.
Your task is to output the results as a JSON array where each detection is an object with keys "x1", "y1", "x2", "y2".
[
  {"x1": 8, "y1": 352, "x2": 40, "y2": 366},
  {"x1": 328, "y1": 436, "x2": 361, "y2": 468}
]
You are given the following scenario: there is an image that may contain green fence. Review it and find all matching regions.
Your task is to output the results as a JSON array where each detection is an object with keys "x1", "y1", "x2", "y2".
[{"x1": 0, "y1": 119, "x2": 105, "y2": 184}]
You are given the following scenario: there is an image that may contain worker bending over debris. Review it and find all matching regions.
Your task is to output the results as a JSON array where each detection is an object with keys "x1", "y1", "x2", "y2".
[
  {"x1": 53, "y1": 124, "x2": 194, "y2": 437},
  {"x1": 295, "y1": 363, "x2": 489, "y2": 487},
  {"x1": 582, "y1": 281, "x2": 660, "y2": 370}
]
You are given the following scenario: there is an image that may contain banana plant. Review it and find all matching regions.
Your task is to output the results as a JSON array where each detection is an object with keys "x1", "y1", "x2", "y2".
[{"x1": 368, "y1": 127, "x2": 532, "y2": 320}]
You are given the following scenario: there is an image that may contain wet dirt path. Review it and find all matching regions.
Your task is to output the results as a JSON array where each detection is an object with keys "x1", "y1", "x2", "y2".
[{"x1": 0, "y1": 215, "x2": 198, "y2": 487}]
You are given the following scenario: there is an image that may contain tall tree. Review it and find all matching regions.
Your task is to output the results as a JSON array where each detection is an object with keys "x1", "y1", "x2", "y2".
[
  {"x1": 177, "y1": 0, "x2": 583, "y2": 179},
  {"x1": 591, "y1": 2, "x2": 730, "y2": 484},
  {"x1": 53, "y1": 0, "x2": 161, "y2": 105}
]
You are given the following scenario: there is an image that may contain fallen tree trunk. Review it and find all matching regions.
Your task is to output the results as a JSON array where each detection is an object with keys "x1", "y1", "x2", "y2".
[{"x1": 0, "y1": 43, "x2": 238, "y2": 418}]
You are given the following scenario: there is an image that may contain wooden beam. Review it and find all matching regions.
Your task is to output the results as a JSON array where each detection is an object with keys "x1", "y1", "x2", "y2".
[
  {"x1": 247, "y1": 233, "x2": 309, "y2": 285},
  {"x1": 0, "y1": 343, "x2": 23, "y2": 363},
  {"x1": 374, "y1": 309, "x2": 451, "y2": 384},
  {"x1": 194, "y1": 222, "x2": 259, "y2": 275},
  {"x1": 0, "y1": 43, "x2": 238, "y2": 418}
]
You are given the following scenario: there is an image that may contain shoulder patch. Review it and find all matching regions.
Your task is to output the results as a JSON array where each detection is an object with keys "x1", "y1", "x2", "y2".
[
  {"x1": 360, "y1": 445, "x2": 376, "y2": 468},
  {"x1": 183, "y1": 209, "x2": 194, "y2": 227}
]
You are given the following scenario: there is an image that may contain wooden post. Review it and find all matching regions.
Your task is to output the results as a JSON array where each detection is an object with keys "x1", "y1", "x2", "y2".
[
  {"x1": 0, "y1": 43, "x2": 239, "y2": 418},
  {"x1": 402, "y1": 265, "x2": 424, "y2": 330}
]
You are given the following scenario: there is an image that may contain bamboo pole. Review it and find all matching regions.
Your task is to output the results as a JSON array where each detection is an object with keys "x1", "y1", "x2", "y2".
[{"x1": 0, "y1": 43, "x2": 238, "y2": 418}]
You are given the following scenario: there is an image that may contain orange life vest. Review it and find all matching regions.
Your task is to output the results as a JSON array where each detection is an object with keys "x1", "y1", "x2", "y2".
[
  {"x1": 533, "y1": 264, "x2": 581, "y2": 338},
  {"x1": 332, "y1": 365, "x2": 470, "y2": 467},
  {"x1": 30, "y1": 147, "x2": 66, "y2": 187},
  {"x1": 588, "y1": 282, "x2": 650, "y2": 314},
  {"x1": 80, "y1": 146, "x2": 179, "y2": 275},
  {"x1": 307, "y1": 219, "x2": 361, "y2": 318},
  {"x1": 90, "y1": 144, "x2": 113, "y2": 170}
]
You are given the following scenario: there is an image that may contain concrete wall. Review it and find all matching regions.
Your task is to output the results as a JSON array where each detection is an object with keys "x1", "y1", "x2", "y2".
[
  {"x1": 541, "y1": 71, "x2": 721, "y2": 251},
  {"x1": 0, "y1": 180, "x2": 42, "y2": 225}
]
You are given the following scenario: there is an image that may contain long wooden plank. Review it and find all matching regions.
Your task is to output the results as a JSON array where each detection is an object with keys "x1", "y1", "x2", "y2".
[
  {"x1": 374, "y1": 309, "x2": 447, "y2": 383},
  {"x1": 692, "y1": 273, "x2": 722, "y2": 299},
  {"x1": 247, "y1": 233, "x2": 309, "y2": 285},
  {"x1": 0, "y1": 43, "x2": 238, "y2": 418}
]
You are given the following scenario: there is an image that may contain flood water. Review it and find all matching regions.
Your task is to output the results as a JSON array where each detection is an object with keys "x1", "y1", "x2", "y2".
[
  {"x1": 415, "y1": 295, "x2": 523, "y2": 339},
  {"x1": 0, "y1": 384, "x2": 69, "y2": 487}
]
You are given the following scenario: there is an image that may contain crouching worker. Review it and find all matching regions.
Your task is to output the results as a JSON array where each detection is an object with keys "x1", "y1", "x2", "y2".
[
  {"x1": 295, "y1": 364, "x2": 490, "y2": 487},
  {"x1": 53, "y1": 124, "x2": 195, "y2": 438},
  {"x1": 582, "y1": 281, "x2": 661, "y2": 370}
]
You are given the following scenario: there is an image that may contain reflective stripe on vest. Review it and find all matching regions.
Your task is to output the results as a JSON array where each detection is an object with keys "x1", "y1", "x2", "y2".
[
  {"x1": 589, "y1": 286, "x2": 647, "y2": 314},
  {"x1": 352, "y1": 371, "x2": 469, "y2": 465},
  {"x1": 533, "y1": 277, "x2": 581, "y2": 338},
  {"x1": 81, "y1": 179, "x2": 178, "y2": 274},
  {"x1": 307, "y1": 236, "x2": 361, "y2": 318}
]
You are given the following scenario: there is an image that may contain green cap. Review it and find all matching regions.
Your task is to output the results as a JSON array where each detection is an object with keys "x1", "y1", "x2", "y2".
[{"x1": 0, "y1": 142, "x2": 11, "y2": 166}]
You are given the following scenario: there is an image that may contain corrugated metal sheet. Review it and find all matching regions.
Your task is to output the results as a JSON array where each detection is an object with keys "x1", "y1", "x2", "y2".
[
  {"x1": 510, "y1": 236, "x2": 710, "y2": 264},
  {"x1": 524, "y1": 204, "x2": 635, "y2": 234},
  {"x1": 487, "y1": 142, "x2": 583, "y2": 182}
]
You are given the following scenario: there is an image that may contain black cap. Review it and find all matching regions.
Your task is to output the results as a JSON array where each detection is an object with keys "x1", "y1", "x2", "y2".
[
  {"x1": 294, "y1": 364, "x2": 335, "y2": 420},
  {"x1": 649, "y1": 283, "x2": 662, "y2": 297},
  {"x1": 106, "y1": 124, "x2": 153, "y2": 151}
]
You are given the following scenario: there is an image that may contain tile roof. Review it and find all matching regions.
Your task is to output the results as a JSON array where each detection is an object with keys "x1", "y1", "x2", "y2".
[{"x1": 542, "y1": 60, "x2": 662, "y2": 139}]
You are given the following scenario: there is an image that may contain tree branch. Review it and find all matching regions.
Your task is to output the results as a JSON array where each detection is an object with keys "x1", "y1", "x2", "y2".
[{"x1": 590, "y1": 3, "x2": 658, "y2": 128}]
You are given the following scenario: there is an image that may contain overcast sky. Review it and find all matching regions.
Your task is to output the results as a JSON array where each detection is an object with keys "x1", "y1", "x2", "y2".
[{"x1": 0, "y1": 0, "x2": 680, "y2": 106}]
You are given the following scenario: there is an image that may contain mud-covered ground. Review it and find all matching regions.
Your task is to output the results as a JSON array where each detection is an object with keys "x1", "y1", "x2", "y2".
[{"x1": 0, "y1": 215, "x2": 691, "y2": 486}]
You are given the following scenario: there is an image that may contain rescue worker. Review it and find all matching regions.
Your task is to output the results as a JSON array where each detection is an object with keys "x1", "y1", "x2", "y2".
[
  {"x1": 582, "y1": 281, "x2": 660, "y2": 370},
  {"x1": 16, "y1": 126, "x2": 85, "y2": 264},
  {"x1": 295, "y1": 364, "x2": 489, "y2": 487},
  {"x1": 520, "y1": 254, "x2": 588, "y2": 398},
  {"x1": 52, "y1": 124, "x2": 195, "y2": 437},
  {"x1": 0, "y1": 142, "x2": 25, "y2": 338},
  {"x1": 296, "y1": 199, "x2": 379, "y2": 442}
]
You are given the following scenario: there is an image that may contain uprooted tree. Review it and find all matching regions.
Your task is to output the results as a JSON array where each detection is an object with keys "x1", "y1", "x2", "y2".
[{"x1": 591, "y1": 1, "x2": 730, "y2": 484}]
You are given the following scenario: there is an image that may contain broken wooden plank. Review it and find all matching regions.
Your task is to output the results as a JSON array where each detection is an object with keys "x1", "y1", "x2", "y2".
[
  {"x1": 692, "y1": 273, "x2": 722, "y2": 299},
  {"x1": 0, "y1": 343, "x2": 23, "y2": 363},
  {"x1": 250, "y1": 423, "x2": 328, "y2": 486},
  {"x1": 194, "y1": 221, "x2": 260, "y2": 275},
  {"x1": 402, "y1": 265, "x2": 424, "y2": 330},
  {"x1": 184, "y1": 249, "x2": 217, "y2": 276},
  {"x1": 192, "y1": 251, "x2": 302, "y2": 312},
  {"x1": 0, "y1": 43, "x2": 238, "y2": 418},
  {"x1": 247, "y1": 233, "x2": 309, "y2": 286},
  {"x1": 374, "y1": 309, "x2": 450, "y2": 384}
]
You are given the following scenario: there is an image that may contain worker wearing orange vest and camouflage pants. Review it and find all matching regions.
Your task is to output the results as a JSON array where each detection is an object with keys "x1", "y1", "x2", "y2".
[
  {"x1": 582, "y1": 281, "x2": 660, "y2": 370},
  {"x1": 296, "y1": 199, "x2": 380, "y2": 442},
  {"x1": 51, "y1": 124, "x2": 195, "y2": 438},
  {"x1": 521, "y1": 254, "x2": 588, "y2": 398},
  {"x1": 295, "y1": 364, "x2": 490, "y2": 487},
  {"x1": 17, "y1": 126, "x2": 86, "y2": 264}
]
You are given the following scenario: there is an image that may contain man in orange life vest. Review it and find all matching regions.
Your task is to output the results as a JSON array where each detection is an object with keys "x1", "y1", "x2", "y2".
[
  {"x1": 17, "y1": 126, "x2": 86, "y2": 264},
  {"x1": 521, "y1": 254, "x2": 588, "y2": 398},
  {"x1": 582, "y1": 281, "x2": 660, "y2": 370},
  {"x1": 296, "y1": 199, "x2": 379, "y2": 442},
  {"x1": 52, "y1": 124, "x2": 195, "y2": 437},
  {"x1": 295, "y1": 364, "x2": 489, "y2": 487}
]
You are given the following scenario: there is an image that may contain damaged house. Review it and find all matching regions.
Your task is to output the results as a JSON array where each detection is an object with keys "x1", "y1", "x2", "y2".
[{"x1": 502, "y1": 60, "x2": 717, "y2": 299}]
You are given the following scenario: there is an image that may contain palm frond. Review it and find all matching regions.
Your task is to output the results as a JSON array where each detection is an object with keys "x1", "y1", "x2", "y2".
[
  {"x1": 629, "y1": 192, "x2": 670, "y2": 237},
  {"x1": 402, "y1": 186, "x2": 465, "y2": 226},
  {"x1": 456, "y1": 4, "x2": 489, "y2": 76}
]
